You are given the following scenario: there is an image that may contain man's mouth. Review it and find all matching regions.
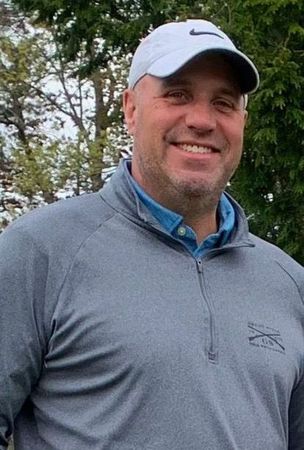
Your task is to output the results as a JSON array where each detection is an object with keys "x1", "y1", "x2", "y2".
[{"x1": 179, "y1": 144, "x2": 215, "y2": 154}]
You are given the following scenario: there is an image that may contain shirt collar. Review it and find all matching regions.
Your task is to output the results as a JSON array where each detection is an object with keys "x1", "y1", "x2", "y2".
[{"x1": 125, "y1": 160, "x2": 235, "y2": 248}]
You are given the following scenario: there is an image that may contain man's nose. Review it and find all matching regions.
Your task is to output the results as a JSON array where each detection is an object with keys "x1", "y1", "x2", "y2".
[{"x1": 184, "y1": 101, "x2": 216, "y2": 132}]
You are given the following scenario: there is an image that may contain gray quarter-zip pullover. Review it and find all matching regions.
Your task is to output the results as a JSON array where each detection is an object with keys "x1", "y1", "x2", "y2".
[{"x1": 0, "y1": 160, "x2": 304, "y2": 449}]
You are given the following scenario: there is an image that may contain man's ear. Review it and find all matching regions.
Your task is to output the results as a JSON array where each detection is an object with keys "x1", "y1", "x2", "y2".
[
  {"x1": 123, "y1": 89, "x2": 136, "y2": 135},
  {"x1": 244, "y1": 109, "x2": 248, "y2": 127}
]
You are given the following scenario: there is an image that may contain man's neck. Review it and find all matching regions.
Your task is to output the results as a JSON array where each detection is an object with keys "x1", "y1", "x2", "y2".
[
  {"x1": 129, "y1": 163, "x2": 221, "y2": 242},
  {"x1": 178, "y1": 203, "x2": 218, "y2": 243},
  {"x1": 153, "y1": 193, "x2": 219, "y2": 243}
]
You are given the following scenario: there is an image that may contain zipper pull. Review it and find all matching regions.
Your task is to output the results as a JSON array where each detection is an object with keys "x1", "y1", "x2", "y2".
[{"x1": 196, "y1": 258, "x2": 203, "y2": 273}]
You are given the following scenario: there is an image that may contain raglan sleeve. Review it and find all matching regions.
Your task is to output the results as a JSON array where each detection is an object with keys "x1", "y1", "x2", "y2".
[
  {"x1": 288, "y1": 275, "x2": 304, "y2": 450},
  {"x1": 0, "y1": 224, "x2": 48, "y2": 449},
  {"x1": 288, "y1": 371, "x2": 304, "y2": 449}
]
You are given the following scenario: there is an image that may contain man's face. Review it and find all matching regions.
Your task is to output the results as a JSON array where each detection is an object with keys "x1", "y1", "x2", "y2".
[{"x1": 123, "y1": 54, "x2": 247, "y2": 208}]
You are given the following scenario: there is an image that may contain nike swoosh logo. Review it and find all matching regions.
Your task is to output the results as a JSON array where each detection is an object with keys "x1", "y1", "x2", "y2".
[{"x1": 189, "y1": 29, "x2": 224, "y2": 39}]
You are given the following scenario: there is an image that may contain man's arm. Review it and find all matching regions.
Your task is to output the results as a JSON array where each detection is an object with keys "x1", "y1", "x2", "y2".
[
  {"x1": 0, "y1": 226, "x2": 47, "y2": 449},
  {"x1": 288, "y1": 363, "x2": 304, "y2": 448}
]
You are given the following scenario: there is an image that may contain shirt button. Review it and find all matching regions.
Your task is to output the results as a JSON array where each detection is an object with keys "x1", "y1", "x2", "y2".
[{"x1": 177, "y1": 226, "x2": 186, "y2": 237}]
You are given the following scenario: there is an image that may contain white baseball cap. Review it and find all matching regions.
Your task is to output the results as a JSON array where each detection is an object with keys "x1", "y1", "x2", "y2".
[{"x1": 128, "y1": 19, "x2": 259, "y2": 94}]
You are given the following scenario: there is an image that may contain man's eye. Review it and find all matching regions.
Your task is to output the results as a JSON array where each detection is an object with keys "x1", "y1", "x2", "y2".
[
  {"x1": 213, "y1": 99, "x2": 235, "y2": 112},
  {"x1": 166, "y1": 91, "x2": 188, "y2": 102},
  {"x1": 169, "y1": 91, "x2": 184, "y2": 97}
]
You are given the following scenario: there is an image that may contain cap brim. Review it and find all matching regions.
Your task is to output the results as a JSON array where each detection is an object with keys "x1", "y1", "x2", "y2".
[{"x1": 147, "y1": 45, "x2": 259, "y2": 94}]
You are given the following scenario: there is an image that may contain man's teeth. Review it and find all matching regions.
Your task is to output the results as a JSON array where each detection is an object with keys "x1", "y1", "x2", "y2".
[{"x1": 180, "y1": 144, "x2": 213, "y2": 154}]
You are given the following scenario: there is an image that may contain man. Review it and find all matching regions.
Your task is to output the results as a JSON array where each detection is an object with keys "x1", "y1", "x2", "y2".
[{"x1": 0, "y1": 19, "x2": 303, "y2": 450}]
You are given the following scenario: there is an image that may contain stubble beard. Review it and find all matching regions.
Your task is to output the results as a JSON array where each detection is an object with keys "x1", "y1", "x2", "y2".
[
  {"x1": 160, "y1": 129, "x2": 234, "y2": 215},
  {"x1": 167, "y1": 169, "x2": 230, "y2": 218},
  {"x1": 134, "y1": 150, "x2": 233, "y2": 218}
]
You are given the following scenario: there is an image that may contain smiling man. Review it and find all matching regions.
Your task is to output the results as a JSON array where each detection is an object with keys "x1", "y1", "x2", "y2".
[
  {"x1": 124, "y1": 52, "x2": 247, "y2": 242},
  {"x1": 1, "y1": 19, "x2": 304, "y2": 450}
]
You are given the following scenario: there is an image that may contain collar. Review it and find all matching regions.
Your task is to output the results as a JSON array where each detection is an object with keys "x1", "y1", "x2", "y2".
[
  {"x1": 127, "y1": 162, "x2": 235, "y2": 255},
  {"x1": 99, "y1": 158, "x2": 254, "y2": 252}
]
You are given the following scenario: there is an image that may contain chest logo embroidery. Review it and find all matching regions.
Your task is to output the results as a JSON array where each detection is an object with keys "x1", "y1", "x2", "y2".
[{"x1": 248, "y1": 322, "x2": 285, "y2": 354}]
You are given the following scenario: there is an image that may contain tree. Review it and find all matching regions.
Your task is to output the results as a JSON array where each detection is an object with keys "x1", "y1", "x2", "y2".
[
  {"x1": 0, "y1": 0, "x2": 43, "y2": 228},
  {"x1": 0, "y1": 5, "x2": 130, "y2": 230},
  {"x1": 11, "y1": 0, "x2": 205, "y2": 68}
]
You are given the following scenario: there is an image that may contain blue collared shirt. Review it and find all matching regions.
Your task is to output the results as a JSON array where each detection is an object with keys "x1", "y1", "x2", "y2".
[{"x1": 127, "y1": 165, "x2": 235, "y2": 258}]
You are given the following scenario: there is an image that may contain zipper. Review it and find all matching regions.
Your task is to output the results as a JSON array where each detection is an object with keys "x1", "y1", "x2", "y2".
[{"x1": 196, "y1": 258, "x2": 218, "y2": 364}]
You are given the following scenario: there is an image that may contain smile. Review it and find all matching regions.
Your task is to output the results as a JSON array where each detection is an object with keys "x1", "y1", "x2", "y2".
[{"x1": 179, "y1": 144, "x2": 214, "y2": 154}]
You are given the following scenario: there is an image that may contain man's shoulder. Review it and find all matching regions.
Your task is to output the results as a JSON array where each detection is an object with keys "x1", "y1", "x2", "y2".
[
  {"x1": 1, "y1": 191, "x2": 115, "y2": 249},
  {"x1": 249, "y1": 232, "x2": 304, "y2": 290},
  {"x1": 250, "y1": 233, "x2": 301, "y2": 263}
]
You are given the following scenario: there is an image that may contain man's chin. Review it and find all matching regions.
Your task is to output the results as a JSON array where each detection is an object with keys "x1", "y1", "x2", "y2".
[{"x1": 173, "y1": 177, "x2": 223, "y2": 198}]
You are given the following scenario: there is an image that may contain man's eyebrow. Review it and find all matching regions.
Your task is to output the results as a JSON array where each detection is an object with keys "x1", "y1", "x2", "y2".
[
  {"x1": 161, "y1": 77, "x2": 240, "y2": 95},
  {"x1": 161, "y1": 77, "x2": 192, "y2": 88},
  {"x1": 215, "y1": 87, "x2": 241, "y2": 98}
]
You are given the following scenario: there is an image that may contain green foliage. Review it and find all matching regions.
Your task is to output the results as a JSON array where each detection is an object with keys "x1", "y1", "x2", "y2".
[
  {"x1": 11, "y1": 132, "x2": 112, "y2": 201},
  {"x1": 0, "y1": 20, "x2": 126, "y2": 215},
  {"x1": 57, "y1": 133, "x2": 109, "y2": 194},
  {"x1": 13, "y1": 143, "x2": 56, "y2": 198},
  {"x1": 11, "y1": 0, "x2": 205, "y2": 73},
  {"x1": 0, "y1": 33, "x2": 48, "y2": 139}
]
